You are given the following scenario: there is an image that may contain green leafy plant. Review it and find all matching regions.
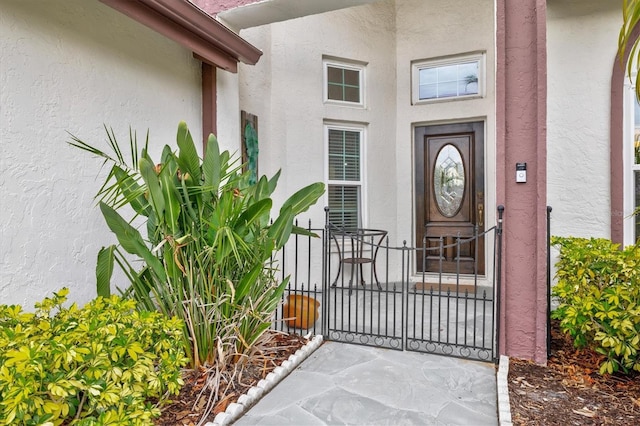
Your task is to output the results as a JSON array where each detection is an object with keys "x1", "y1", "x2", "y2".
[
  {"x1": 0, "y1": 288, "x2": 187, "y2": 425},
  {"x1": 551, "y1": 237, "x2": 640, "y2": 374},
  {"x1": 620, "y1": 0, "x2": 640, "y2": 100},
  {"x1": 70, "y1": 122, "x2": 324, "y2": 368}
]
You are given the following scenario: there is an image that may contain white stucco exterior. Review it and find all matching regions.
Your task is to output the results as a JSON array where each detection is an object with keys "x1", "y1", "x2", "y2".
[
  {"x1": 239, "y1": 2, "x2": 398, "y2": 228},
  {"x1": 237, "y1": 0, "x2": 496, "y2": 286},
  {"x1": 238, "y1": 0, "x2": 496, "y2": 244},
  {"x1": 0, "y1": 0, "x2": 203, "y2": 307},
  {"x1": 394, "y1": 0, "x2": 496, "y2": 244},
  {"x1": 0, "y1": 0, "x2": 631, "y2": 359},
  {"x1": 546, "y1": 0, "x2": 620, "y2": 239}
]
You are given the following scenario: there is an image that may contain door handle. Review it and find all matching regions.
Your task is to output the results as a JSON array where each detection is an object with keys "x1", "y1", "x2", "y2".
[{"x1": 477, "y1": 203, "x2": 484, "y2": 227}]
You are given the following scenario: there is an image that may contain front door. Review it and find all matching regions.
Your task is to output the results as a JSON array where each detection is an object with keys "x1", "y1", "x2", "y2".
[{"x1": 415, "y1": 122, "x2": 485, "y2": 274}]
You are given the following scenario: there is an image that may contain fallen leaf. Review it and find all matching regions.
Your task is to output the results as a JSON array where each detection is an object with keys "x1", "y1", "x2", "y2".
[
  {"x1": 213, "y1": 393, "x2": 236, "y2": 416},
  {"x1": 572, "y1": 407, "x2": 596, "y2": 418}
]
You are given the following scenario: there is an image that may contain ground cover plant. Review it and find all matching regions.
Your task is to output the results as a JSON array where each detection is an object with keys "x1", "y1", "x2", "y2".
[
  {"x1": 551, "y1": 237, "x2": 640, "y2": 374},
  {"x1": 509, "y1": 319, "x2": 640, "y2": 425},
  {"x1": 509, "y1": 236, "x2": 640, "y2": 424},
  {"x1": 0, "y1": 288, "x2": 187, "y2": 425}
]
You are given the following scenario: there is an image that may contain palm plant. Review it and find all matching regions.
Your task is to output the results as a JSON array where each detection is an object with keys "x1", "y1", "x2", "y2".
[{"x1": 70, "y1": 122, "x2": 324, "y2": 368}]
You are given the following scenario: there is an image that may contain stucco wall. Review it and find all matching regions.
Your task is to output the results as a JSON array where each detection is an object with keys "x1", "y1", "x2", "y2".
[
  {"x1": 0, "y1": 0, "x2": 202, "y2": 308},
  {"x1": 216, "y1": 69, "x2": 242, "y2": 154},
  {"x1": 394, "y1": 0, "x2": 496, "y2": 243},
  {"x1": 238, "y1": 0, "x2": 495, "y2": 246},
  {"x1": 547, "y1": 0, "x2": 620, "y2": 238},
  {"x1": 238, "y1": 1, "x2": 398, "y2": 232}
]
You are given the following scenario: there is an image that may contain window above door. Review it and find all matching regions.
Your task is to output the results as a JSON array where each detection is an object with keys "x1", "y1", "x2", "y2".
[{"x1": 412, "y1": 52, "x2": 485, "y2": 105}]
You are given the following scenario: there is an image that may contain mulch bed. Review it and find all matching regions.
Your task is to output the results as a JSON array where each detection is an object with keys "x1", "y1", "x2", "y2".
[
  {"x1": 155, "y1": 331, "x2": 309, "y2": 425},
  {"x1": 508, "y1": 320, "x2": 640, "y2": 425}
]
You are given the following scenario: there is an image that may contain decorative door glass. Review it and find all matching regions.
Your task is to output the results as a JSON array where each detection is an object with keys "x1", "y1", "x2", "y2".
[{"x1": 433, "y1": 144, "x2": 465, "y2": 217}]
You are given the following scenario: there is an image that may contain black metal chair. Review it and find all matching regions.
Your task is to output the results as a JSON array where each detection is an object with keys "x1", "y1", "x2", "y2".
[{"x1": 330, "y1": 225, "x2": 387, "y2": 291}]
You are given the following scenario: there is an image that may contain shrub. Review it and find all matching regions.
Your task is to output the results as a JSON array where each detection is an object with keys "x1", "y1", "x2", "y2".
[
  {"x1": 69, "y1": 122, "x2": 324, "y2": 368},
  {"x1": 551, "y1": 237, "x2": 640, "y2": 374},
  {"x1": 0, "y1": 288, "x2": 188, "y2": 425}
]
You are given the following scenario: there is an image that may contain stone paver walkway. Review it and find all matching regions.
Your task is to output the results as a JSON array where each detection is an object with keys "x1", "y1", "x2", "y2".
[{"x1": 235, "y1": 341, "x2": 498, "y2": 425}]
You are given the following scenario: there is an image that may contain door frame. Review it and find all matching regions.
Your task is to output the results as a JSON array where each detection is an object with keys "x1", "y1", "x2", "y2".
[{"x1": 414, "y1": 120, "x2": 486, "y2": 277}]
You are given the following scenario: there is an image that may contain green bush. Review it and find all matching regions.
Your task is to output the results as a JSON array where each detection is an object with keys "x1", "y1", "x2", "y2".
[
  {"x1": 70, "y1": 122, "x2": 324, "y2": 368},
  {"x1": 0, "y1": 288, "x2": 188, "y2": 425},
  {"x1": 551, "y1": 237, "x2": 640, "y2": 374}
]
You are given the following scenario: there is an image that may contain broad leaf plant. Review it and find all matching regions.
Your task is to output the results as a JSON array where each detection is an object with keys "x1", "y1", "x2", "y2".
[{"x1": 70, "y1": 122, "x2": 324, "y2": 368}]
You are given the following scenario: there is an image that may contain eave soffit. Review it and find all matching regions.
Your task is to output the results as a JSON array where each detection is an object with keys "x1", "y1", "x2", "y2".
[{"x1": 100, "y1": 0, "x2": 263, "y2": 72}]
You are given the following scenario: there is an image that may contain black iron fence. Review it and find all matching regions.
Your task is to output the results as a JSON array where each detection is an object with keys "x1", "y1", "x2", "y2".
[
  {"x1": 271, "y1": 206, "x2": 505, "y2": 363},
  {"x1": 270, "y1": 220, "x2": 325, "y2": 336}
]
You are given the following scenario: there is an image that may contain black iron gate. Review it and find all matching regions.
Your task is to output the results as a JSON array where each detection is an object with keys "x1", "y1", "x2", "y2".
[{"x1": 273, "y1": 206, "x2": 504, "y2": 363}]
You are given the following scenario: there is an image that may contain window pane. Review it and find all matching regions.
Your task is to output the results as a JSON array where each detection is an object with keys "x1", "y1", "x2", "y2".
[
  {"x1": 419, "y1": 68, "x2": 437, "y2": 84},
  {"x1": 328, "y1": 84, "x2": 343, "y2": 101},
  {"x1": 343, "y1": 69, "x2": 360, "y2": 86},
  {"x1": 328, "y1": 129, "x2": 360, "y2": 181},
  {"x1": 460, "y1": 80, "x2": 478, "y2": 96},
  {"x1": 417, "y1": 58, "x2": 481, "y2": 101},
  {"x1": 420, "y1": 83, "x2": 437, "y2": 99},
  {"x1": 458, "y1": 62, "x2": 478, "y2": 78},
  {"x1": 327, "y1": 66, "x2": 342, "y2": 84},
  {"x1": 437, "y1": 64, "x2": 458, "y2": 82},
  {"x1": 327, "y1": 126, "x2": 362, "y2": 230},
  {"x1": 438, "y1": 81, "x2": 457, "y2": 98},
  {"x1": 329, "y1": 185, "x2": 360, "y2": 230},
  {"x1": 344, "y1": 86, "x2": 360, "y2": 103},
  {"x1": 326, "y1": 65, "x2": 361, "y2": 103}
]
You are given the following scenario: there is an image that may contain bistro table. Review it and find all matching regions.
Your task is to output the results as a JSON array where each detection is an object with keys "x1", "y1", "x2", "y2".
[{"x1": 330, "y1": 227, "x2": 388, "y2": 291}]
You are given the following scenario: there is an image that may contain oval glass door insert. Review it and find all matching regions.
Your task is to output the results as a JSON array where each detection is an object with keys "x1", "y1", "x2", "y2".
[{"x1": 433, "y1": 144, "x2": 465, "y2": 217}]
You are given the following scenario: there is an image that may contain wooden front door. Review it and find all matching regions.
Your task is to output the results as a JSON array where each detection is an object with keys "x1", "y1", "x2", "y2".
[{"x1": 415, "y1": 122, "x2": 485, "y2": 274}]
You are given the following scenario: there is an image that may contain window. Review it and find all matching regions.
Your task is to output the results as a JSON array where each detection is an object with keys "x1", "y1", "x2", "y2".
[
  {"x1": 412, "y1": 53, "x2": 484, "y2": 104},
  {"x1": 624, "y1": 80, "x2": 640, "y2": 244},
  {"x1": 326, "y1": 125, "x2": 365, "y2": 229},
  {"x1": 324, "y1": 59, "x2": 365, "y2": 106}
]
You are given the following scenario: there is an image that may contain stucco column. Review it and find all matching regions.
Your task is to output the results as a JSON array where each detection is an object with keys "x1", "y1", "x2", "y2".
[
  {"x1": 496, "y1": 0, "x2": 548, "y2": 363},
  {"x1": 610, "y1": 25, "x2": 640, "y2": 245}
]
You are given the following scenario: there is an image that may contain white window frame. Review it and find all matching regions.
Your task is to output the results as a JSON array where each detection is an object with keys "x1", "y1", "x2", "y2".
[
  {"x1": 324, "y1": 123, "x2": 367, "y2": 229},
  {"x1": 623, "y1": 78, "x2": 640, "y2": 245},
  {"x1": 323, "y1": 58, "x2": 366, "y2": 108},
  {"x1": 411, "y1": 52, "x2": 485, "y2": 105}
]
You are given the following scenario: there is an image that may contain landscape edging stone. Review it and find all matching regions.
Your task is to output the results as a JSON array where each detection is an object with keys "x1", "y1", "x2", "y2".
[
  {"x1": 206, "y1": 334, "x2": 324, "y2": 426},
  {"x1": 497, "y1": 354, "x2": 513, "y2": 426}
]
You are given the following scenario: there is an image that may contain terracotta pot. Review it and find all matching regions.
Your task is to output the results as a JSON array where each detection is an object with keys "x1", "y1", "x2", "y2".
[{"x1": 283, "y1": 295, "x2": 320, "y2": 329}]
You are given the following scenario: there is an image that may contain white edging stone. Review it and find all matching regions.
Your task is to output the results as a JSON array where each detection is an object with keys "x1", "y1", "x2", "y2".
[
  {"x1": 496, "y1": 355, "x2": 513, "y2": 426},
  {"x1": 206, "y1": 334, "x2": 324, "y2": 426}
]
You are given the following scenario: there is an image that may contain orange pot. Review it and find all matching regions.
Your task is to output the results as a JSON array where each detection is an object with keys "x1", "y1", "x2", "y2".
[{"x1": 283, "y1": 295, "x2": 320, "y2": 329}]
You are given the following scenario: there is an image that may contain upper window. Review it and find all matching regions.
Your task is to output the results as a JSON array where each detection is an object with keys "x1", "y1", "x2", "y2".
[
  {"x1": 412, "y1": 53, "x2": 485, "y2": 104},
  {"x1": 325, "y1": 124, "x2": 365, "y2": 230},
  {"x1": 324, "y1": 59, "x2": 365, "y2": 106}
]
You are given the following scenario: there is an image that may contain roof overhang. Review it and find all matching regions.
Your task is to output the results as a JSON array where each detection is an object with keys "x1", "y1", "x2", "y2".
[
  {"x1": 99, "y1": 0, "x2": 262, "y2": 72},
  {"x1": 215, "y1": 0, "x2": 382, "y2": 30}
]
